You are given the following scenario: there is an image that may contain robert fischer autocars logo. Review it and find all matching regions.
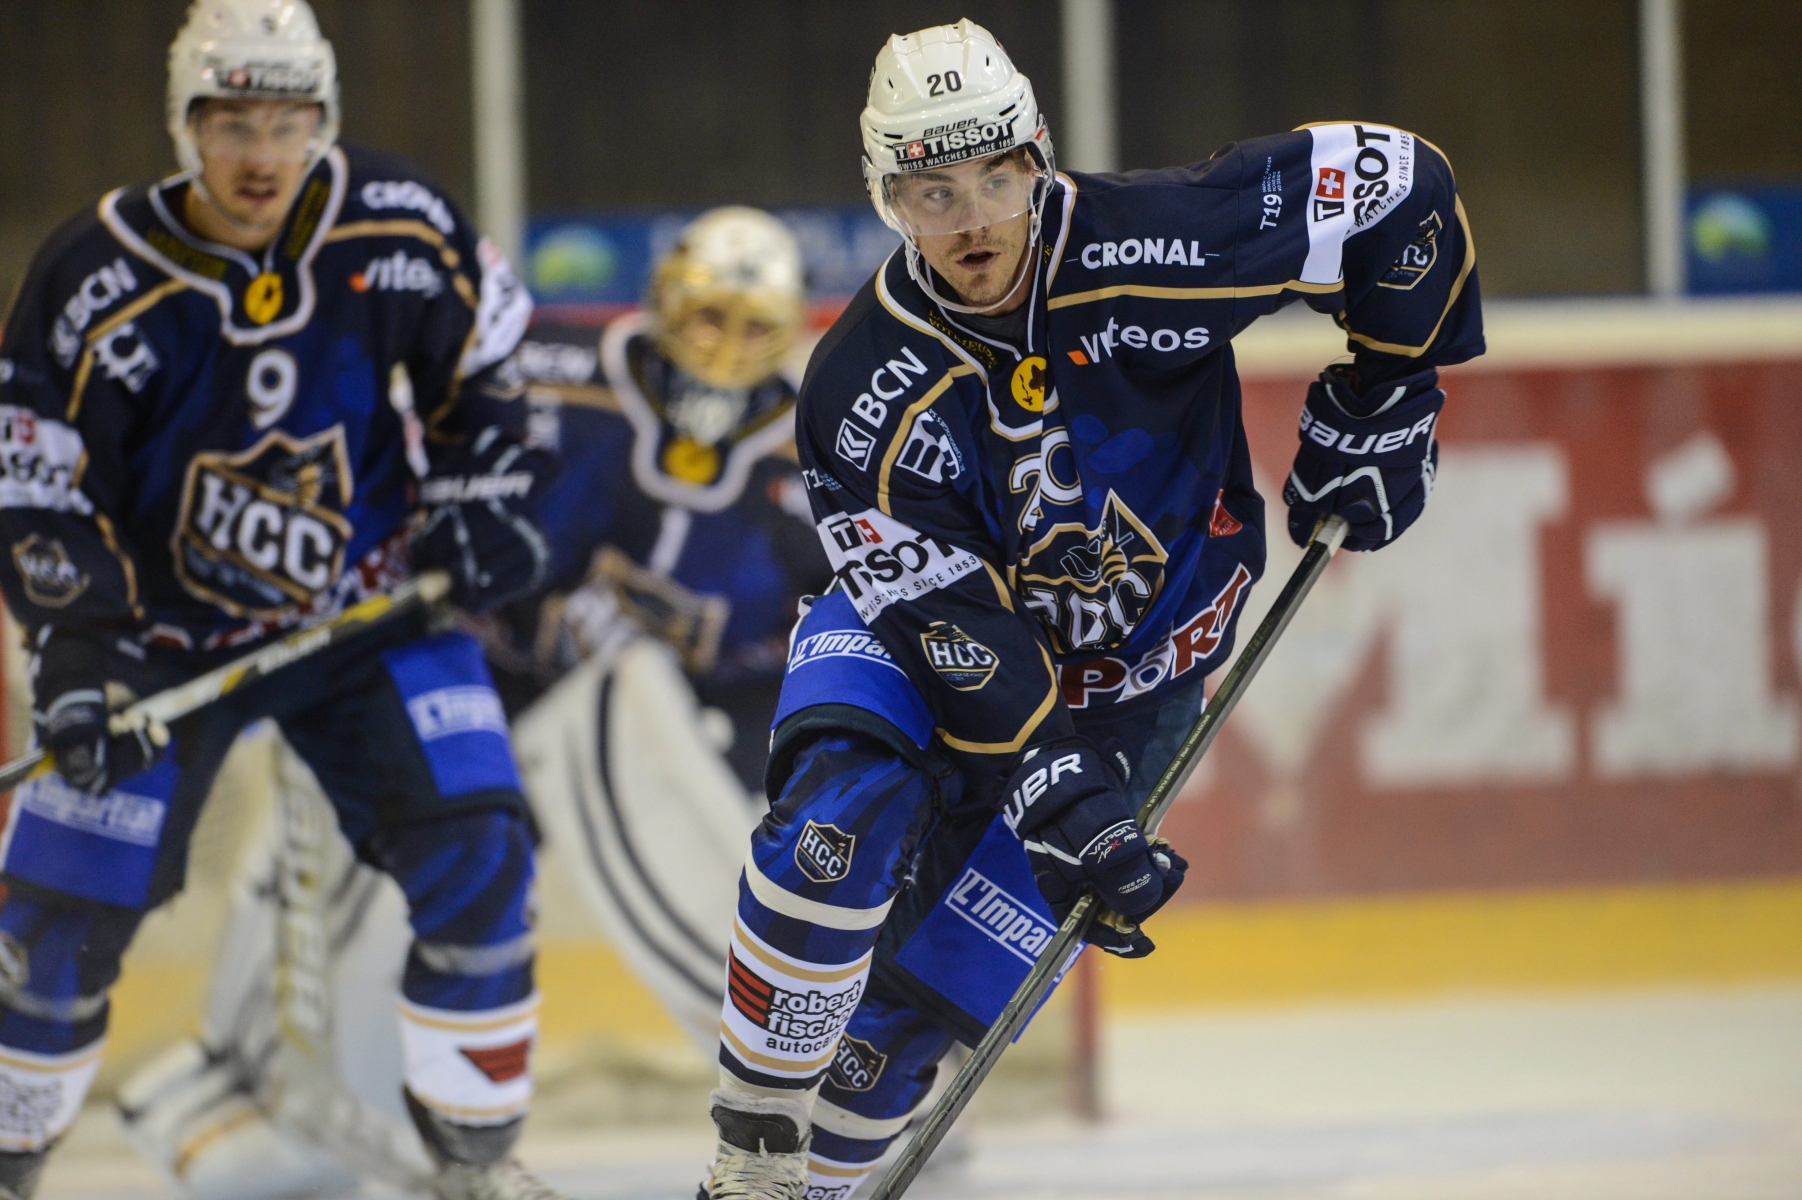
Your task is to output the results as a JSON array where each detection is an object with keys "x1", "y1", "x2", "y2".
[{"x1": 944, "y1": 868, "x2": 1055, "y2": 965}]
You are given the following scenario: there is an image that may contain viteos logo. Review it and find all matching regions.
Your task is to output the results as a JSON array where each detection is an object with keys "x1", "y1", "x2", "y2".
[
  {"x1": 50, "y1": 258, "x2": 138, "y2": 368},
  {"x1": 1077, "y1": 238, "x2": 1218, "y2": 270},
  {"x1": 944, "y1": 869, "x2": 1056, "y2": 964},
  {"x1": 360, "y1": 180, "x2": 457, "y2": 235},
  {"x1": 350, "y1": 251, "x2": 443, "y2": 298},
  {"x1": 796, "y1": 820, "x2": 856, "y2": 884},
  {"x1": 1066, "y1": 316, "x2": 1209, "y2": 366},
  {"x1": 919, "y1": 622, "x2": 998, "y2": 691}
]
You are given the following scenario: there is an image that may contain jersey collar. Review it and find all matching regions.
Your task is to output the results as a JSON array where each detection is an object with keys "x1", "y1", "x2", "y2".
[{"x1": 99, "y1": 146, "x2": 348, "y2": 346}]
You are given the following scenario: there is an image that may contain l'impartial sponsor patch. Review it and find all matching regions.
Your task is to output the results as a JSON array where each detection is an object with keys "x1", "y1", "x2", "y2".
[
  {"x1": 796, "y1": 821, "x2": 856, "y2": 884},
  {"x1": 407, "y1": 686, "x2": 509, "y2": 740},
  {"x1": 944, "y1": 868, "x2": 1056, "y2": 965}
]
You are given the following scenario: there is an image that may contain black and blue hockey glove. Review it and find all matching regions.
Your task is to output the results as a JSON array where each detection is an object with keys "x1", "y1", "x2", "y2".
[
  {"x1": 1001, "y1": 736, "x2": 1188, "y2": 958},
  {"x1": 412, "y1": 427, "x2": 557, "y2": 613},
  {"x1": 1283, "y1": 365, "x2": 1445, "y2": 552},
  {"x1": 34, "y1": 631, "x2": 168, "y2": 795}
]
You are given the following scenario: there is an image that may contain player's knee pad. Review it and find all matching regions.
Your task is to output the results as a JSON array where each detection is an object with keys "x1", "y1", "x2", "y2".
[
  {"x1": 377, "y1": 809, "x2": 537, "y2": 1129},
  {"x1": 377, "y1": 808, "x2": 536, "y2": 1012},
  {"x1": 0, "y1": 883, "x2": 144, "y2": 1150},
  {"x1": 722, "y1": 730, "x2": 938, "y2": 1095}
]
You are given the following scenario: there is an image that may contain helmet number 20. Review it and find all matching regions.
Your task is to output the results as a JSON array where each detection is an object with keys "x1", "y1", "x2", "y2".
[{"x1": 926, "y1": 71, "x2": 963, "y2": 97}]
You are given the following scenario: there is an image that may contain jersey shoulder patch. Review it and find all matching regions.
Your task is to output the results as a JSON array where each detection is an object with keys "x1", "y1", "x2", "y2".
[{"x1": 1297, "y1": 121, "x2": 1417, "y2": 284}]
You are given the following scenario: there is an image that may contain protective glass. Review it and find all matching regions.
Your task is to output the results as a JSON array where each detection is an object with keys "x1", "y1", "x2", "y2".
[
  {"x1": 883, "y1": 150, "x2": 1045, "y2": 239},
  {"x1": 192, "y1": 103, "x2": 323, "y2": 164}
]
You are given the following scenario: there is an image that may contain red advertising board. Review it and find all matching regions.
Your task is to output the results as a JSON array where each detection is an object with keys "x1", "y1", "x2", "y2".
[{"x1": 1162, "y1": 358, "x2": 1802, "y2": 902}]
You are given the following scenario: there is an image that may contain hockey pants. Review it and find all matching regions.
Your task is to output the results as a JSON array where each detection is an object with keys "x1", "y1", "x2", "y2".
[
  {"x1": 0, "y1": 621, "x2": 538, "y2": 1153},
  {"x1": 718, "y1": 676, "x2": 1205, "y2": 1198}
]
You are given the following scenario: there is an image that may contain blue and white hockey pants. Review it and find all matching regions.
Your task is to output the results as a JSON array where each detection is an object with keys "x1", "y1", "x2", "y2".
[
  {"x1": 719, "y1": 677, "x2": 1204, "y2": 1198},
  {"x1": 0, "y1": 622, "x2": 538, "y2": 1152}
]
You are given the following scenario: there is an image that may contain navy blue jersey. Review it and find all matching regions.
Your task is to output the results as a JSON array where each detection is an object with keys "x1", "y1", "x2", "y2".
[
  {"x1": 798, "y1": 122, "x2": 1483, "y2": 777},
  {"x1": 496, "y1": 312, "x2": 831, "y2": 688},
  {"x1": 0, "y1": 144, "x2": 530, "y2": 650}
]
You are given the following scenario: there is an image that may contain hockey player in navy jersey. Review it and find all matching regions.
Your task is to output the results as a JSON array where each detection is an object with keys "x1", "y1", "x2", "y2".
[
  {"x1": 0, "y1": 5, "x2": 569, "y2": 1200},
  {"x1": 701, "y1": 19, "x2": 1483, "y2": 1200},
  {"x1": 108, "y1": 207, "x2": 837, "y2": 1200}
]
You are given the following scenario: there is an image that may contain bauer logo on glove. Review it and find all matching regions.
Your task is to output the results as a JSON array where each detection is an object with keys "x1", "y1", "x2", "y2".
[
  {"x1": 1283, "y1": 364, "x2": 1446, "y2": 552},
  {"x1": 411, "y1": 426, "x2": 558, "y2": 613}
]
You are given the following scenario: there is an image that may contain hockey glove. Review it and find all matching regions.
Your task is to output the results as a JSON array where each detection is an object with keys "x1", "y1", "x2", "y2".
[
  {"x1": 412, "y1": 427, "x2": 557, "y2": 613},
  {"x1": 1283, "y1": 365, "x2": 1445, "y2": 552},
  {"x1": 34, "y1": 631, "x2": 168, "y2": 794},
  {"x1": 1001, "y1": 736, "x2": 1188, "y2": 958}
]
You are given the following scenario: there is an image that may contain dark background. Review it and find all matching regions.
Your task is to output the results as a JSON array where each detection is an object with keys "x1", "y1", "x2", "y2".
[{"x1": 2, "y1": 0, "x2": 1797, "y2": 305}]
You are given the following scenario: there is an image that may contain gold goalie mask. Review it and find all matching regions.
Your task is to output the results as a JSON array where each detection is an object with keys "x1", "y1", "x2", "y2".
[{"x1": 648, "y1": 206, "x2": 806, "y2": 392}]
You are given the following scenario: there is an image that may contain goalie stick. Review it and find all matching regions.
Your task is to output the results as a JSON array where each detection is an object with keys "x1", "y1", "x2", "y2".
[
  {"x1": 0, "y1": 571, "x2": 451, "y2": 794},
  {"x1": 868, "y1": 515, "x2": 1351, "y2": 1200}
]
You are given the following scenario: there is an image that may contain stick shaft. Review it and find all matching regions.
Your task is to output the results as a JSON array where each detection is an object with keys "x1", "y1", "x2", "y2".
[
  {"x1": 868, "y1": 517, "x2": 1348, "y2": 1200},
  {"x1": 0, "y1": 571, "x2": 449, "y2": 794}
]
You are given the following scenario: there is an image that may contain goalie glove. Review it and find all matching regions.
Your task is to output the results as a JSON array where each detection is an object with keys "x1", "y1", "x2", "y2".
[
  {"x1": 1000, "y1": 736, "x2": 1187, "y2": 958},
  {"x1": 412, "y1": 427, "x2": 557, "y2": 613},
  {"x1": 1283, "y1": 365, "x2": 1445, "y2": 552},
  {"x1": 34, "y1": 630, "x2": 168, "y2": 795}
]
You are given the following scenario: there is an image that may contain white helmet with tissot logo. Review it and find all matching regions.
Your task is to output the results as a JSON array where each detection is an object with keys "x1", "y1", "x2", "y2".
[
  {"x1": 166, "y1": 0, "x2": 340, "y2": 177},
  {"x1": 860, "y1": 19, "x2": 1056, "y2": 313}
]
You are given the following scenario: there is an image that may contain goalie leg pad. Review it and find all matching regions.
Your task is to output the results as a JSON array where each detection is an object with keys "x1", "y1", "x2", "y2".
[
  {"x1": 0, "y1": 888, "x2": 143, "y2": 1150},
  {"x1": 719, "y1": 732, "x2": 936, "y2": 1094},
  {"x1": 377, "y1": 809, "x2": 538, "y2": 1127}
]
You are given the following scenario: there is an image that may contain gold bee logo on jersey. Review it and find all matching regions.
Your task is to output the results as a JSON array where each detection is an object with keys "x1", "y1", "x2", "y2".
[
  {"x1": 662, "y1": 434, "x2": 720, "y2": 484},
  {"x1": 1010, "y1": 355, "x2": 1048, "y2": 412},
  {"x1": 244, "y1": 271, "x2": 285, "y2": 324}
]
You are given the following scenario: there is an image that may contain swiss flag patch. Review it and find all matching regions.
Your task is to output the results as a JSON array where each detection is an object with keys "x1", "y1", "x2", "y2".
[
  {"x1": 1315, "y1": 167, "x2": 1346, "y2": 199},
  {"x1": 460, "y1": 1038, "x2": 532, "y2": 1083},
  {"x1": 1209, "y1": 490, "x2": 1243, "y2": 537}
]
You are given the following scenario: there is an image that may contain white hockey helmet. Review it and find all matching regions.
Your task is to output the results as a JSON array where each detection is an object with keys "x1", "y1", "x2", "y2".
[
  {"x1": 648, "y1": 207, "x2": 806, "y2": 391},
  {"x1": 167, "y1": 0, "x2": 339, "y2": 176},
  {"x1": 861, "y1": 20, "x2": 1054, "y2": 303}
]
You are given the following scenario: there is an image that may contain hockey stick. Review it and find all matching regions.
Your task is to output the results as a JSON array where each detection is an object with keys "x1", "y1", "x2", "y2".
[
  {"x1": 868, "y1": 515, "x2": 1351, "y2": 1200},
  {"x1": 0, "y1": 571, "x2": 451, "y2": 794}
]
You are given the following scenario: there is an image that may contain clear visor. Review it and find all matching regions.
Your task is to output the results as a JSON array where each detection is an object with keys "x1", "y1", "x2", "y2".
[
  {"x1": 883, "y1": 149, "x2": 1045, "y2": 239},
  {"x1": 192, "y1": 102, "x2": 324, "y2": 165}
]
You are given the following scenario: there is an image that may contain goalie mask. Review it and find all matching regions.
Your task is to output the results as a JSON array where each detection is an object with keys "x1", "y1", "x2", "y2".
[
  {"x1": 861, "y1": 19, "x2": 1055, "y2": 313},
  {"x1": 648, "y1": 207, "x2": 805, "y2": 394},
  {"x1": 167, "y1": 0, "x2": 340, "y2": 177}
]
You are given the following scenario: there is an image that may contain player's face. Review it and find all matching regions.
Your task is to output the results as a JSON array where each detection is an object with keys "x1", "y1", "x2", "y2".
[
  {"x1": 190, "y1": 99, "x2": 322, "y2": 232},
  {"x1": 890, "y1": 152, "x2": 1039, "y2": 308}
]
